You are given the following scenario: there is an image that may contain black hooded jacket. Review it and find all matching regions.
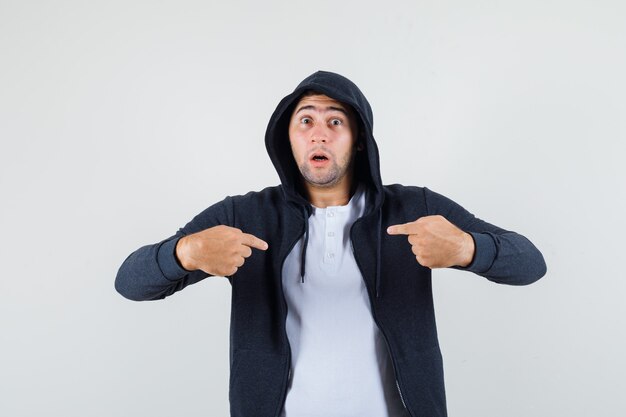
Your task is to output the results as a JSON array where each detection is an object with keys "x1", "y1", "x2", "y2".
[{"x1": 115, "y1": 71, "x2": 547, "y2": 417}]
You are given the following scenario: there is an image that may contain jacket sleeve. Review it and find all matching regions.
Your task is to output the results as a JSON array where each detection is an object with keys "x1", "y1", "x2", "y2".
[
  {"x1": 114, "y1": 196, "x2": 234, "y2": 301},
  {"x1": 423, "y1": 187, "x2": 547, "y2": 285}
]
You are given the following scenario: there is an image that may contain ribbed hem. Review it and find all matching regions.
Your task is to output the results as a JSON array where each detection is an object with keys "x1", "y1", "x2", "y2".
[
  {"x1": 157, "y1": 237, "x2": 189, "y2": 281},
  {"x1": 462, "y1": 232, "x2": 497, "y2": 273}
]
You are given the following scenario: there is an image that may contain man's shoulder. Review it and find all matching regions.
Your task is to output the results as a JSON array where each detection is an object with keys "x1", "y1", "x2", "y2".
[
  {"x1": 380, "y1": 184, "x2": 428, "y2": 218},
  {"x1": 383, "y1": 183, "x2": 426, "y2": 199},
  {"x1": 230, "y1": 185, "x2": 285, "y2": 208},
  {"x1": 381, "y1": 184, "x2": 457, "y2": 218},
  {"x1": 382, "y1": 184, "x2": 473, "y2": 218}
]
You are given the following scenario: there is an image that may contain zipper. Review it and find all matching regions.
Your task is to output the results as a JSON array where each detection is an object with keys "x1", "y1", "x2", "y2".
[
  {"x1": 350, "y1": 217, "x2": 413, "y2": 416},
  {"x1": 274, "y1": 223, "x2": 306, "y2": 417},
  {"x1": 395, "y1": 379, "x2": 407, "y2": 409}
]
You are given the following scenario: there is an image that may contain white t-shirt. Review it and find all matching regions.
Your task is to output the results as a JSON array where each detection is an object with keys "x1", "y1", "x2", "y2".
[{"x1": 280, "y1": 186, "x2": 409, "y2": 417}]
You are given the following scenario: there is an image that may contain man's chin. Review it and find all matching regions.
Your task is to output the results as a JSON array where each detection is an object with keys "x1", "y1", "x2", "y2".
[
  {"x1": 299, "y1": 164, "x2": 347, "y2": 188},
  {"x1": 302, "y1": 174, "x2": 340, "y2": 188}
]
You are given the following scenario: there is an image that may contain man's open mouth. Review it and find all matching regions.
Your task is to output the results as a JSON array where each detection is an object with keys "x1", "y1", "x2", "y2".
[{"x1": 310, "y1": 151, "x2": 330, "y2": 162}]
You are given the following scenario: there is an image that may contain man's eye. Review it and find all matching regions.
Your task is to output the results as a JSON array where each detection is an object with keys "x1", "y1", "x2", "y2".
[
  {"x1": 330, "y1": 119, "x2": 343, "y2": 126},
  {"x1": 300, "y1": 117, "x2": 312, "y2": 124}
]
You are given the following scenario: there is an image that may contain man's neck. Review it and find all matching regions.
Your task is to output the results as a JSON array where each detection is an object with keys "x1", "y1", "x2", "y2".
[{"x1": 304, "y1": 178, "x2": 357, "y2": 208}]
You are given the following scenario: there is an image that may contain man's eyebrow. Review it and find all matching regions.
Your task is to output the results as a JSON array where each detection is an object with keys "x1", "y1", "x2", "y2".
[{"x1": 295, "y1": 105, "x2": 348, "y2": 116}]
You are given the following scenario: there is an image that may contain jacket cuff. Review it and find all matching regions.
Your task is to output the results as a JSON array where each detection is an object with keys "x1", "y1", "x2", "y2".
[
  {"x1": 157, "y1": 237, "x2": 189, "y2": 281},
  {"x1": 461, "y1": 232, "x2": 497, "y2": 273}
]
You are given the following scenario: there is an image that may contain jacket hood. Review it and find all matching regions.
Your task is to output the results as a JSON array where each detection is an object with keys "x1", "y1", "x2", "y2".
[{"x1": 265, "y1": 70, "x2": 384, "y2": 214}]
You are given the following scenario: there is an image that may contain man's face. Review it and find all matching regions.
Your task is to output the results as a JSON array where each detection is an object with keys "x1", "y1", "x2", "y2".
[{"x1": 288, "y1": 94, "x2": 360, "y2": 189}]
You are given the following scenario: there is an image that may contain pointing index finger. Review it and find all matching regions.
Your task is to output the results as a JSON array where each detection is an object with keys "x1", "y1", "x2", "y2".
[
  {"x1": 387, "y1": 222, "x2": 414, "y2": 236},
  {"x1": 241, "y1": 233, "x2": 269, "y2": 251}
]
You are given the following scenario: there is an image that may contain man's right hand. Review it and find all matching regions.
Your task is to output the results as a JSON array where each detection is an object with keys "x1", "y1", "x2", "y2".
[{"x1": 175, "y1": 225, "x2": 268, "y2": 277}]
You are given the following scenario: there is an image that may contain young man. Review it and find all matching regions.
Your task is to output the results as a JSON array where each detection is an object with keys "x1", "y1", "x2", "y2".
[{"x1": 115, "y1": 71, "x2": 546, "y2": 417}]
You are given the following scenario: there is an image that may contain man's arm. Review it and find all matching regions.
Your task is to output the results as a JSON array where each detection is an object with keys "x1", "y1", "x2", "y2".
[
  {"x1": 114, "y1": 232, "x2": 209, "y2": 301},
  {"x1": 114, "y1": 196, "x2": 266, "y2": 301},
  {"x1": 388, "y1": 187, "x2": 546, "y2": 286}
]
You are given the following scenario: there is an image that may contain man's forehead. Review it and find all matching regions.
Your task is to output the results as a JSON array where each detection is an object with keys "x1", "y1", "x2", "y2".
[
  {"x1": 294, "y1": 94, "x2": 347, "y2": 110},
  {"x1": 292, "y1": 94, "x2": 352, "y2": 117}
]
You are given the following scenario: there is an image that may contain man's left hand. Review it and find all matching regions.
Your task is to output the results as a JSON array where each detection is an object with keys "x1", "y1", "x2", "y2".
[{"x1": 387, "y1": 215, "x2": 475, "y2": 268}]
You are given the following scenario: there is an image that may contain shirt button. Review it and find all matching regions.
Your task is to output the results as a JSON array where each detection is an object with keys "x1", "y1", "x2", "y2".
[
  {"x1": 328, "y1": 232, "x2": 335, "y2": 237},
  {"x1": 327, "y1": 253, "x2": 334, "y2": 259},
  {"x1": 327, "y1": 212, "x2": 334, "y2": 217}
]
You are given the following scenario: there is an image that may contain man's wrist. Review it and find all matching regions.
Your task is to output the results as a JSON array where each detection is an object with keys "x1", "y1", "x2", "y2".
[
  {"x1": 175, "y1": 236, "x2": 194, "y2": 271},
  {"x1": 458, "y1": 232, "x2": 476, "y2": 267}
]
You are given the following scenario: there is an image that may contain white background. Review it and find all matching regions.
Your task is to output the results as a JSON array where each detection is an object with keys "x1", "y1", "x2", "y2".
[{"x1": 1, "y1": 1, "x2": 625, "y2": 416}]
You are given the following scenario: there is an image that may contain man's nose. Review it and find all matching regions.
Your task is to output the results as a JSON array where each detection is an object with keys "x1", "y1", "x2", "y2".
[{"x1": 310, "y1": 126, "x2": 328, "y2": 143}]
